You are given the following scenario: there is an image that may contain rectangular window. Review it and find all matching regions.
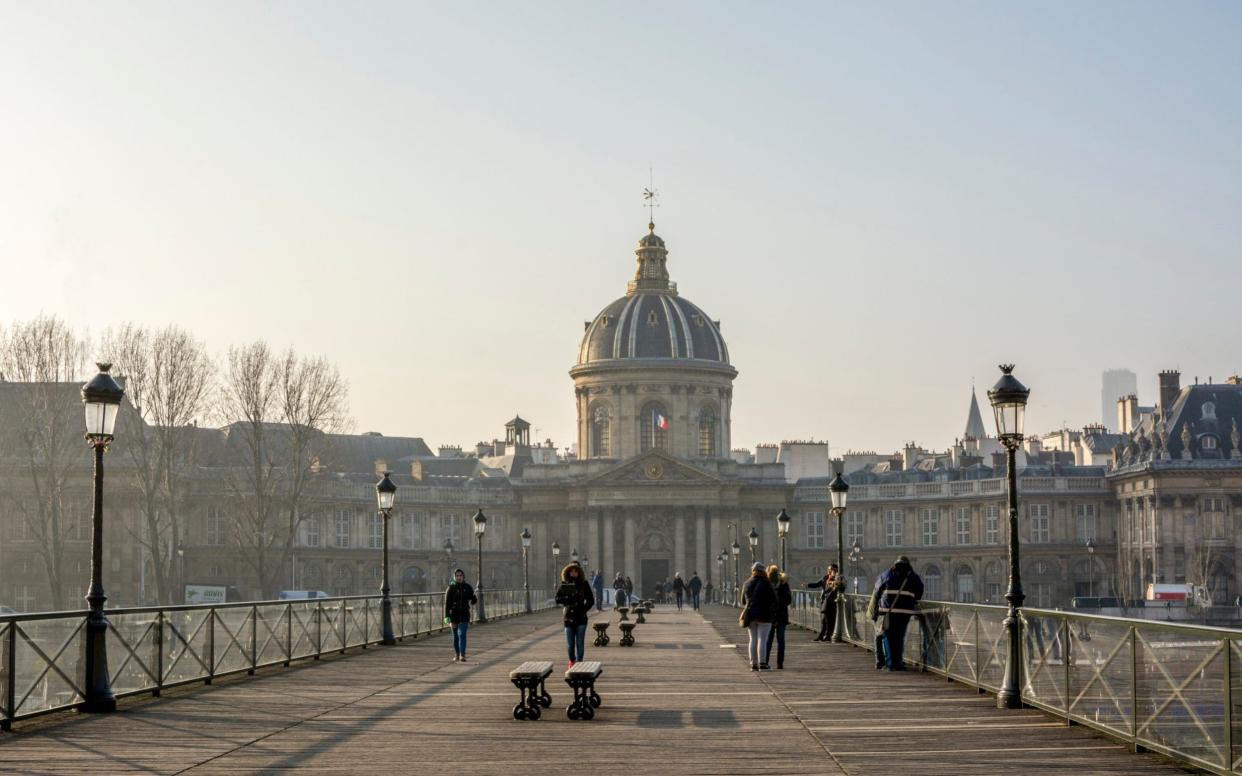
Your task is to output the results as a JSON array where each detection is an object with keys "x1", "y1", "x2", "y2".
[
  {"x1": 403, "y1": 513, "x2": 422, "y2": 549},
  {"x1": 1030, "y1": 504, "x2": 1050, "y2": 543},
  {"x1": 955, "y1": 508, "x2": 971, "y2": 545},
  {"x1": 1031, "y1": 582, "x2": 1052, "y2": 608},
  {"x1": 884, "y1": 510, "x2": 904, "y2": 547},
  {"x1": 805, "y1": 512, "x2": 824, "y2": 549},
  {"x1": 487, "y1": 514, "x2": 504, "y2": 549},
  {"x1": 920, "y1": 508, "x2": 939, "y2": 546},
  {"x1": 1074, "y1": 503, "x2": 1097, "y2": 542},
  {"x1": 1205, "y1": 497, "x2": 1225, "y2": 513},
  {"x1": 956, "y1": 572, "x2": 975, "y2": 603},
  {"x1": 845, "y1": 511, "x2": 864, "y2": 546},
  {"x1": 984, "y1": 506, "x2": 999, "y2": 544},
  {"x1": 304, "y1": 514, "x2": 321, "y2": 547},
  {"x1": 368, "y1": 513, "x2": 383, "y2": 550},
  {"x1": 206, "y1": 506, "x2": 225, "y2": 547},
  {"x1": 440, "y1": 514, "x2": 460, "y2": 546},
  {"x1": 334, "y1": 509, "x2": 352, "y2": 548}
]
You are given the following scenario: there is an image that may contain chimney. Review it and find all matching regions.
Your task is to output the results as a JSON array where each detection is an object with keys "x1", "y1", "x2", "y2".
[
  {"x1": 374, "y1": 458, "x2": 387, "y2": 476},
  {"x1": 1117, "y1": 394, "x2": 1140, "y2": 432},
  {"x1": 1158, "y1": 370, "x2": 1181, "y2": 413},
  {"x1": 1228, "y1": 376, "x2": 1241, "y2": 386}
]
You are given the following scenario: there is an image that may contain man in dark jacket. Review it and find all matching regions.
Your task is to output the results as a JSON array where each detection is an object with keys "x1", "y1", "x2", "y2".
[
  {"x1": 688, "y1": 572, "x2": 703, "y2": 610},
  {"x1": 555, "y1": 563, "x2": 595, "y2": 666},
  {"x1": 443, "y1": 568, "x2": 477, "y2": 662},
  {"x1": 613, "y1": 572, "x2": 628, "y2": 607},
  {"x1": 806, "y1": 563, "x2": 842, "y2": 641},
  {"x1": 591, "y1": 570, "x2": 605, "y2": 611},
  {"x1": 672, "y1": 573, "x2": 686, "y2": 611},
  {"x1": 869, "y1": 556, "x2": 925, "y2": 671}
]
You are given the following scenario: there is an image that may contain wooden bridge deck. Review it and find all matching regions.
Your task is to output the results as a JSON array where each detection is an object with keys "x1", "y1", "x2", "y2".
[{"x1": 0, "y1": 605, "x2": 1198, "y2": 775}]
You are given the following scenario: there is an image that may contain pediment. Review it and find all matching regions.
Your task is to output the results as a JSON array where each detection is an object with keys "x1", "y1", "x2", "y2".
[{"x1": 585, "y1": 451, "x2": 722, "y2": 485}]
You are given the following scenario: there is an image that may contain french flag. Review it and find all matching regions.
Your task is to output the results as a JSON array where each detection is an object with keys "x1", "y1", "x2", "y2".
[{"x1": 654, "y1": 411, "x2": 670, "y2": 430}]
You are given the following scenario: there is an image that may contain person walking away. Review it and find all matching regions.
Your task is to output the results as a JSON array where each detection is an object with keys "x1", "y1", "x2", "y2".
[
  {"x1": 740, "y1": 562, "x2": 777, "y2": 671},
  {"x1": 663, "y1": 578, "x2": 673, "y2": 605},
  {"x1": 592, "y1": 570, "x2": 605, "y2": 611},
  {"x1": 443, "y1": 568, "x2": 477, "y2": 662},
  {"x1": 703, "y1": 579, "x2": 713, "y2": 606},
  {"x1": 869, "y1": 556, "x2": 924, "y2": 671},
  {"x1": 866, "y1": 572, "x2": 886, "y2": 668},
  {"x1": 806, "y1": 564, "x2": 842, "y2": 641},
  {"x1": 624, "y1": 575, "x2": 634, "y2": 602},
  {"x1": 672, "y1": 573, "x2": 686, "y2": 611},
  {"x1": 688, "y1": 572, "x2": 703, "y2": 611},
  {"x1": 763, "y1": 565, "x2": 792, "y2": 669},
  {"x1": 556, "y1": 563, "x2": 595, "y2": 667},
  {"x1": 613, "y1": 572, "x2": 628, "y2": 607}
]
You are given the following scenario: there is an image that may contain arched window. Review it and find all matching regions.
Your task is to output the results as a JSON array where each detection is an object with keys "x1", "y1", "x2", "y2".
[
  {"x1": 924, "y1": 565, "x2": 942, "y2": 600},
  {"x1": 697, "y1": 405, "x2": 718, "y2": 457},
  {"x1": 984, "y1": 561, "x2": 1001, "y2": 603},
  {"x1": 591, "y1": 405, "x2": 611, "y2": 458},
  {"x1": 640, "y1": 401, "x2": 669, "y2": 451},
  {"x1": 1202, "y1": 402, "x2": 1217, "y2": 420},
  {"x1": 955, "y1": 564, "x2": 975, "y2": 603}
]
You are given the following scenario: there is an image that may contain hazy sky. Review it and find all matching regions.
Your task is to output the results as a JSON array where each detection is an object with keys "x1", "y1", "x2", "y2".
[{"x1": 3, "y1": 3, "x2": 1240, "y2": 455}]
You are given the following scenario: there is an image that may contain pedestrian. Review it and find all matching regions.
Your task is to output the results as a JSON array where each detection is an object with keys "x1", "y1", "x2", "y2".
[
  {"x1": 869, "y1": 556, "x2": 924, "y2": 671},
  {"x1": 624, "y1": 575, "x2": 634, "y2": 601},
  {"x1": 688, "y1": 572, "x2": 703, "y2": 610},
  {"x1": 555, "y1": 563, "x2": 595, "y2": 667},
  {"x1": 740, "y1": 561, "x2": 777, "y2": 671},
  {"x1": 763, "y1": 564, "x2": 792, "y2": 669},
  {"x1": 443, "y1": 568, "x2": 477, "y2": 662},
  {"x1": 704, "y1": 579, "x2": 713, "y2": 606},
  {"x1": 806, "y1": 563, "x2": 842, "y2": 641},
  {"x1": 592, "y1": 569, "x2": 605, "y2": 611},
  {"x1": 613, "y1": 572, "x2": 628, "y2": 607},
  {"x1": 672, "y1": 572, "x2": 686, "y2": 611},
  {"x1": 867, "y1": 572, "x2": 886, "y2": 668},
  {"x1": 663, "y1": 577, "x2": 673, "y2": 605}
]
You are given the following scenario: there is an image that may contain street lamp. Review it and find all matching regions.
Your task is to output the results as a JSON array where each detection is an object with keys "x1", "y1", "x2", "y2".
[
  {"x1": 848, "y1": 540, "x2": 863, "y2": 594},
  {"x1": 717, "y1": 549, "x2": 727, "y2": 603},
  {"x1": 375, "y1": 472, "x2": 398, "y2": 645},
  {"x1": 571, "y1": 548, "x2": 579, "y2": 564},
  {"x1": 828, "y1": 472, "x2": 850, "y2": 642},
  {"x1": 747, "y1": 527, "x2": 759, "y2": 566},
  {"x1": 552, "y1": 540, "x2": 561, "y2": 586},
  {"x1": 443, "y1": 538, "x2": 454, "y2": 585},
  {"x1": 521, "y1": 527, "x2": 532, "y2": 613},
  {"x1": 1085, "y1": 537, "x2": 1096, "y2": 599},
  {"x1": 988, "y1": 363, "x2": 1030, "y2": 710},
  {"x1": 81, "y1": 362, "x2": 124, "y2": 713},
  {"x1": 473, "y1": 509, "x2": 487, "y2": 622},
  {"x1": 776, "y1": 508, "x2": 791, "y2": 570},
  {"x1": 730, "y1": 539, "x2": 741, "y2": 606}
]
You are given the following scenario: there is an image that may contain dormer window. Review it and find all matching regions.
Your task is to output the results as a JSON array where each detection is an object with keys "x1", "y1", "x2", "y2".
[
  {"x1": 1202, "y1": 435, "x2": 1219, "y2": 451},
  {"x1": 601, "y1": 315, "x2": 610, "y2": 328},
  {"x1": 647, "y1": 310, "x2": 659, "y2": 326},
  {"x1": 693, "y1": 314, "x2": 705, "y2": 327},
  {"x1": 1202, "y1": 402, "x2": 1216, "y2": 419}
]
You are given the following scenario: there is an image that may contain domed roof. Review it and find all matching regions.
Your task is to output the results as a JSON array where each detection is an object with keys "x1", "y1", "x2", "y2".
[{"x1": 574, "y1": 223, "x2": 731, "y2": 370}]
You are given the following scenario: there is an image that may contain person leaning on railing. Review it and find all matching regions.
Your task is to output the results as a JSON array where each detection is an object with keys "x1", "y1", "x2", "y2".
[
  {"x1": 869, "y1": 556, "x2": 924, "y2": 672},
  {"x1": 805, "y1": 564, "x2": 842, "y2": 642}
]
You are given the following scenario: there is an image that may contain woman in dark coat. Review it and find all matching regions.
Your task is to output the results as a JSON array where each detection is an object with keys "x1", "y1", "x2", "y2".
[
  {"x1": 763, "y1": 565, "x2": 793, "y2": 669},
  {"x1": 555, "y1": 563, "x2": 595, "y2": 666},
  {"x1": 806, "y1": 563, "x2": 842, "y2": 641},
  {"x1": 740, "y1": 561, "x2": 777, "y2": 671}
]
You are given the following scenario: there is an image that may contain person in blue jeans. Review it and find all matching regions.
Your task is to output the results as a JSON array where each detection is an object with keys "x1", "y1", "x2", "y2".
[
  {"x1": 869, "y1": 556, "x2": 925, "y2": 671},
  {"x1": 443, "y1": 568, "x2": 477, "y2": 662},
  {"x1": 555, "y1": 562, "x2": 595, "y2": 667}
]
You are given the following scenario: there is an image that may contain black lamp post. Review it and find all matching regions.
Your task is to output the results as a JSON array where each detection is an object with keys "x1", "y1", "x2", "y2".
[
  {"x1": 716, "y1": 549, "x2": 727, "y2": 603},
  {"x1": 988, "y1": 363, "x2": 1030, "y2": 710},
  {"x1": 571, "y1": 548, "x2": 579, "y2": 565},
  {"x1": 1085, "y1": 537, "x2": 1096, "y2": 599},
  {"x1": 828, "y1": 472, "x2": 850, "y2": 643},
  {"x1": 848, "y1": 540, "x2": 863, "y2": 594},
  {"x1": 730, "y1": 539, "x2": 741, "y2": 606},
  {"x1": 776, "y1": 508, "x2": 791, "y2": 570},
  {"x1": 552, "y1": 540, "x2": 561, "y2": 586},
  {"x1": 375, "y1": 472, "x2": 397, "y2": 645},
  {"x1": 521, "y1": 527, "x2": 532, "y2": 613},
  {"x1": 747, "y1": 527, "x2": 759, "y2": 566},
  {"x1": 443, "y1": 538, "x2": 455, "y2": 585},
  {"x1": 80, "y1": 362, "x2": 124, "y2": 713},
  {"x1": 473, "y1": 509, "x2": 487, "y2": 622}
]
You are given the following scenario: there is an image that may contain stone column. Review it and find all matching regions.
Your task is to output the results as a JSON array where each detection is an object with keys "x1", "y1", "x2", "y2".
[
  {"x1": 590, "y1": 511, "x2": 601, "y2": 573},
  {"x1": 674, "y1": 513, "x2": 686, "y2": 577},
  {"x1": 624, "y1": 513, "x2": 636, "y2": 582},
  {"x1": 603, "y1": 511, "x2": 615, "y2": 577},
  {"x1": 695, "y1": 510, "x2": 707, "y2": 579},
  {"x1": 569, "y1": 515, "x2": 580, "y2": 564}
]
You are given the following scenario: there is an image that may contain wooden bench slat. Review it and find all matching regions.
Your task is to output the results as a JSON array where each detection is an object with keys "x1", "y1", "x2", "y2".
[{"x1": 510, "y1": 660, "x2": 554, "y2": 678}]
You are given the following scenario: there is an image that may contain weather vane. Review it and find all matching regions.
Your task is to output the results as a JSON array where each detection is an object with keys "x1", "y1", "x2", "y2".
[{"x1": 643, "y1": 164, "x2": 659, "y2": 228}]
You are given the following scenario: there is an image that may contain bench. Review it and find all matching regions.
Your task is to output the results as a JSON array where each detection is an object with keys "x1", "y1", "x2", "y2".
[
  {"x1": 619, "y1": 621, "x2": 637, "y2": 647},
  {"x1": 565, "y1": 661, "x2": 603, "y2": 720},
  {"x1": 634, "y1": 606, "x2": 647, "y2": 624},
  {"x1": 593, "y1": 622, "x2": 610, "y2": 646},
  {"x1": 508, "y1": 660, "x2": 554, "y2": 720},
  {"x1": 616, "y1": 606, "x2": 630, "y2": 622}
]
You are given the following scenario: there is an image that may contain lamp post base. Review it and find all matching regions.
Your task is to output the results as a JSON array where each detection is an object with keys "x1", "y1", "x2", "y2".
[
  {"x1": 997, "y1": 611, "x2": 1024, "y2": 709},
  {"x1": 380, "y1": 596, "x2": 396, "y2": 646}
]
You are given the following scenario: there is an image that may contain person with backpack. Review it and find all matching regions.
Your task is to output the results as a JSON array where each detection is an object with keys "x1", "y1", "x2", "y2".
[
  {"x1": 740, "y1": 562, "x2": 777, "y2": 671},
  {"x1": 555, "y1": 563, "x2": 595, "y2": 667},
  {"x1": 688, "y1": 572, "x2": 703, "y2": 611},
  {"x1": 672, "y1": 573, "x2": 686, "y2": 611},
  {"x1": 443, "y1": 568, "x2": 477, "y2": 662},
  {"x1": 869, "y1": 556, "x2": 925, "y2": 671}
]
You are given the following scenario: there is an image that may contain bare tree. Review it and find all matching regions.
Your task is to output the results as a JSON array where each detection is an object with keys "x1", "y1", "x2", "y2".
[
  {"x1": 217, "y1": 342, "x2": 348, "y2": 598},
  {"x1": 0, "y1": 316, "x2": 90, "y2": 609},
  {"x1": 101, "y1": 324, "x2": 214, "y2": 603},
  {"x1": 1188, "y1": 541, "x2": 1221, "y2": 605}
]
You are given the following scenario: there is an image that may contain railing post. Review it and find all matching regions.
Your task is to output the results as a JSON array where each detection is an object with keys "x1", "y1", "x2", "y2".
[
  {"x1": 206, "y1": 608, "x2": 216, "y2": 685},
  {"x1": 154, "y1": 611, "x2": 164, "y2": 697},
  {"x1": 284, "y1": 604, "x2": 291, "y2": 667},
  {"x1": 340, "y1": 603, "x2": 347, "y2": 654},
  {"x1": 1130, "y1": 625, "x2": 1139, "y2": 751},
  {"x1": 1224, "y1": 637, "x2": 1233, "y2": 771},
  {"x1": 975, "y1": 611, "x2": 983, "y2": 692},
  {"x1": 362, "y1": 599, "x2": 369, "y2": 649},
  {"x1": 3, "y1": 621, "x2": 15, "y2": 730},
  {"x1": 1063, "y1": 615, "x2": 1071, "y2": 725},
  {"x1": 314, "y1": 602, "x2": 323, "y2": 661},
  {"x1": 248, "y1": 605, "x2": 258, "y2": 675}
]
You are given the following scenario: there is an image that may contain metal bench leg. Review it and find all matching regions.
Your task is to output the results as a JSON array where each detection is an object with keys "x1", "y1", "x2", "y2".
[
  {"x1": 538, "y1": 677, "x2": 552, "y2": 708},
  {"x1": 566, "y1": 679, "x2": 595, "y2": 720},
  {"x1": 512, "y1": 678, "x2": 543, "y2": 720}
]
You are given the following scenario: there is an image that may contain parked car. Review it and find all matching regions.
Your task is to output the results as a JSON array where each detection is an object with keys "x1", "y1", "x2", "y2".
[{"x1": 0, "y1": 605, "x2": 17, "y2": 615}]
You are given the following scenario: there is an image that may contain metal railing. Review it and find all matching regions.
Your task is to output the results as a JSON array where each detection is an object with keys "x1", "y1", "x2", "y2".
[
  {"x1": 780, "y1": 591, "x2": 1242, "y2": 775},
  {"x1": 0, "y1": 588, "x2": 550, "y2": 730}
]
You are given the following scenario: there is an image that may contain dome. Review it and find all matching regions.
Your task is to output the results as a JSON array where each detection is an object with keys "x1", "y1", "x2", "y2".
[
  {"x1": 574, "y1": 223, "x2": 731, "y2": 369},
  {"x1": 576, "y1": 292, "x2": 730, "y2": 366}
]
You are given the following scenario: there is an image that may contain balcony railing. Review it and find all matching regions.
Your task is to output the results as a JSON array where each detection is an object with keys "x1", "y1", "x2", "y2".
[
  {"x1": 815, "y1": 476, "x2": 1105, "y2": 502},
  {"x1": 0, "y1": 588, "x2": 549, "y2": 730},
  {"x1": 776, "y1": 591, "x2": 1242, "y2": 776}
]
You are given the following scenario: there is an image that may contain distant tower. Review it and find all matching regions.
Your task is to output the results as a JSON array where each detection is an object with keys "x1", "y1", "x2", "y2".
[
  {"x1": 964, "y1": 386, "x2": 988, "y2": 440},
  {"x1": 1101, "y1": 369, "x2": 1138, "y2": 432}
]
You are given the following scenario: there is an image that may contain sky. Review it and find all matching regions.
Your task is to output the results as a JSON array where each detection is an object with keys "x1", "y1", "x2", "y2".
[{"x1": 2, "y1": 2, "x2": 1241, "y2": 455}]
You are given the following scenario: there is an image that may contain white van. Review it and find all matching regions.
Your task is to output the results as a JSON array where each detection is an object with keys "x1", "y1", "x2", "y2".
[{"x1": 278, "y1": 590, "x2": 330, "y2": 600}]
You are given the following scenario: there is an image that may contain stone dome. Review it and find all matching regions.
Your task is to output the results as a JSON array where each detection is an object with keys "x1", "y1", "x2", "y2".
[{"x1": 574, "y1": 223, "x2": 731, "y2": 369}]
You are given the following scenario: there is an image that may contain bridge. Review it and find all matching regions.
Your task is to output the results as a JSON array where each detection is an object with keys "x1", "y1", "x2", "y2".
[{"x1": 1, "y1": 590, "x2": 1220, "y2": 775}]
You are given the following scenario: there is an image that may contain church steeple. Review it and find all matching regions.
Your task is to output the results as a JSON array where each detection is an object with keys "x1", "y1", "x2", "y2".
[{"x1": 964, "y1": 386, "x2": 988, "y2": 439}]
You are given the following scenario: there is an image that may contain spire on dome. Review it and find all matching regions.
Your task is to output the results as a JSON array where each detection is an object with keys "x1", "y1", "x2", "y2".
[{"x1": 965, "y1": 386, "x2": 988, "y2": 439}]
